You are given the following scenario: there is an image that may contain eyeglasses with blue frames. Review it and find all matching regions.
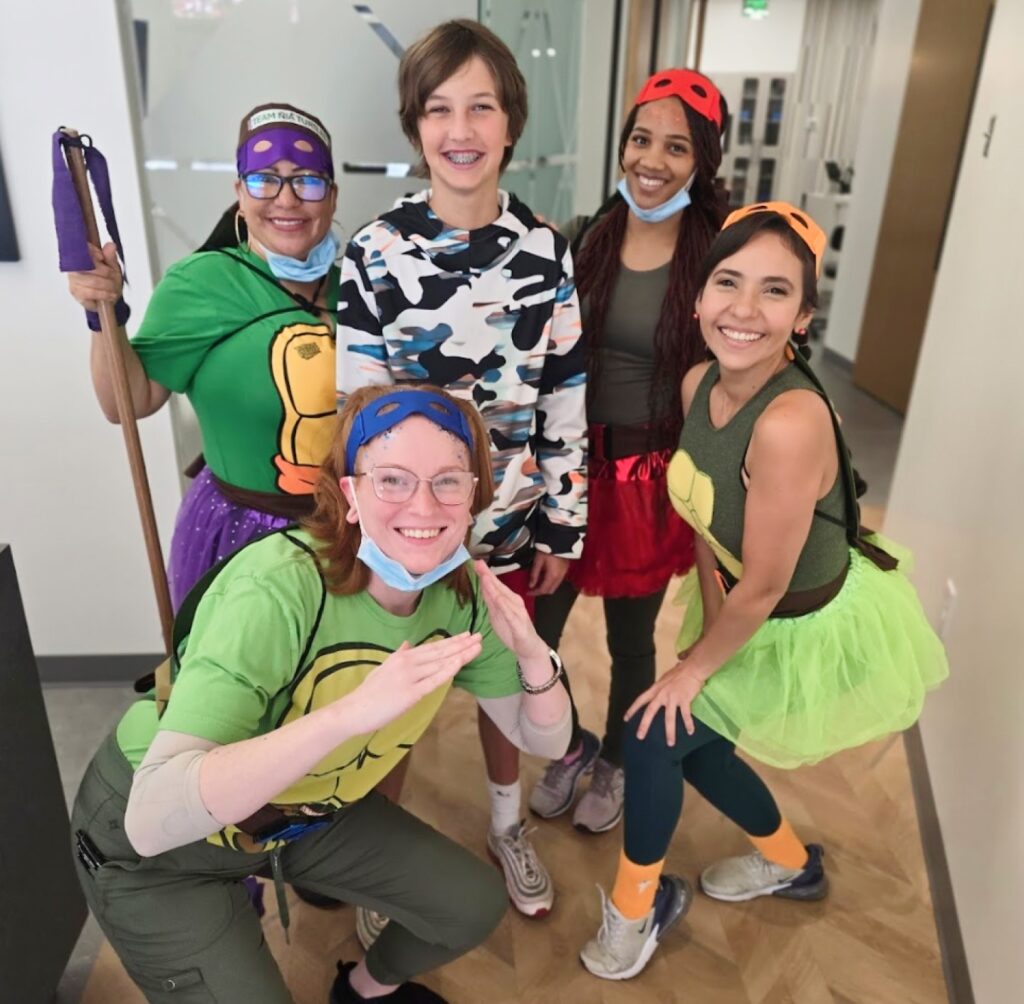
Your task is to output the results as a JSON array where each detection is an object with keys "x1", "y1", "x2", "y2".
[
  {"x1": 354, "y1": 466, "x2": 478, "y2": 506},
  {"x1": 241, "y1": 171, "x2": 331, "y2": 203}
]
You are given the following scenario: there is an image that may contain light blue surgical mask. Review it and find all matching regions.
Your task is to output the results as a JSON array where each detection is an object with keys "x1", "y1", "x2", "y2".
[
  {"x1": 257, "y1": 229, "x2": 339, "y2": 282},
  {"x1": 350, "y1": 484, "x2": 471, "y2": 593},
  {"x1": 617, "y1": 171, "x2": 697, "y2": 223}
]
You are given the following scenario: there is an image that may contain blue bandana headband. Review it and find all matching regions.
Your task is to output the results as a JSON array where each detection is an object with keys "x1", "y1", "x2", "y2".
[{"x1": 345, "y1": 390, "x2": 475, "y2": 472}]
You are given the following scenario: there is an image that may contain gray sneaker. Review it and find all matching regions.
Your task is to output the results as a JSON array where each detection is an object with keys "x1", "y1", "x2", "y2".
[
  {"x1": 529, "y1": 728, "x2": 601, "y2": 819},
  {"x1": 573, "y1": 757, "x2": 624, "y2": 834},
  {"x1": 354, "y1": 906, "x2": 389, "y2": 951},
  {"x1": 580, "y1": 874, "x2": 692, "y2": 980},
  {"x1": 700, "y1": 843, "x2": 828, "y2": 902}
]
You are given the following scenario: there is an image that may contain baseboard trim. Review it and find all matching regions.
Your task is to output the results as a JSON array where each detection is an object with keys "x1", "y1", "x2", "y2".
[
  {"x1": 37, "y1": 654, "x2": 163, "y2": 685},
  {"x1": 903, "y1": 725, "x2": 975, "y2": 1004}
]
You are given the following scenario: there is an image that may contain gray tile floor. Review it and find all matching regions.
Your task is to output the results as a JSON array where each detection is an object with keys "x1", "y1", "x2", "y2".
[{"x1": 43, "y1": 359, "x2": 902, "y2": 1002}]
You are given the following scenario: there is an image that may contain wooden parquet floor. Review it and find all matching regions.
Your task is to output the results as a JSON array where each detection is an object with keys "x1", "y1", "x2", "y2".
[{"x1": 81, "y1": 560, "x2": 947, "y2": 1003}]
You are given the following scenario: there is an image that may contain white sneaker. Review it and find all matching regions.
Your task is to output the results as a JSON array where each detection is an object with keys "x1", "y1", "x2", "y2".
[
  {"x1": 486, "y1": 820, "x2": 554, "y2": 917},
  {"x1": 572, "y1": 757, "x2": 624, "y2": 834},
  {"x1": 700, "y1": 843, "x2": 828, "y2": 902},
  {"x1": 354, "y1": 906, "x2": 389, "y2": 951},
  {"x1": 580, "y1": 875, "x2": 692, "y2": 980}
]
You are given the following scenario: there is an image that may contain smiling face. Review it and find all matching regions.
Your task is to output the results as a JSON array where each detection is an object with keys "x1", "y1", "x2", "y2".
[
  {"x1": 620, "y1": 97, "x2": 696, "y2": 210},
  {"x1": 416, "y1": 55, "x2": 511, "y2": 207},
  {"x1": 340, "y1": 416, "x2": 474, "y2": 576},
  {"x1": 234, "y1": 158, "x2": 337, "y2": 260},
  {"x1": 696, "y1": 231, "x2": 814, "y2": 374}
]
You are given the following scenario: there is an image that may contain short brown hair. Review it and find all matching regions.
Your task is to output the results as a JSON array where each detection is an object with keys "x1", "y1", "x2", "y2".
[
  {"x1": 398, "y1": 19, "x2": 528, "y2": 175},
  {"x1": 302, "y1": 384, "x2": 495, "y2": 601}
]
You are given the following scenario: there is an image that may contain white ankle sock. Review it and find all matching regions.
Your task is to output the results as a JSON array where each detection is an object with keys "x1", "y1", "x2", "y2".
[{"x1": 487, "y1": 779, "x2": 521, "y2": 835}]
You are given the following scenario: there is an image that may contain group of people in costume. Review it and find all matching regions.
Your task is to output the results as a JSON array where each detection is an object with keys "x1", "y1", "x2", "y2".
[{"x1": 65, "y1": 17, "x2": 947, "y2": 1004}]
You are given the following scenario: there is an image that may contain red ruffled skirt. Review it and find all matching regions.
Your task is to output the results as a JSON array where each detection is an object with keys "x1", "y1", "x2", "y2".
[{"x1": 570, "y1": 431, "x2": 695, "y2": 599}]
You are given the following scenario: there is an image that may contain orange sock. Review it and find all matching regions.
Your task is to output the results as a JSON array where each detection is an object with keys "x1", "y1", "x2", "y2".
[
  {"x1": 610, "y1": 850, "x2": 664, "y2": 919},
  {"x1": 749, "y1": 818, "x2": 808, "y2": 870}
]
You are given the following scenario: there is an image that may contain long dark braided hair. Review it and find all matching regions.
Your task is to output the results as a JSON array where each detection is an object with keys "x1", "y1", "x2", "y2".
[{"x1": 574, "y1": 87, "x2": 728, "y2": 446}]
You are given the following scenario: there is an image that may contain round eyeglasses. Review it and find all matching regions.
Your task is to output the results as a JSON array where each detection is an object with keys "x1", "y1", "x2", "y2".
[
  {"x1": 355, "y1": 467, "x2": 478, "y2": 506},
  {"x1": 241, "y1": 171, "x2": 331, "y2": 203}
]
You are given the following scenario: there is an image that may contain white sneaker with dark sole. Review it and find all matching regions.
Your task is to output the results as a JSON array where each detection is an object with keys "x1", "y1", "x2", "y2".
[
  {"x1": 700, "y1": 843, "x2": 828, "y2": 902},
  {"x1": 580, "y1": 874, "x2": 692, "y2": 980}
]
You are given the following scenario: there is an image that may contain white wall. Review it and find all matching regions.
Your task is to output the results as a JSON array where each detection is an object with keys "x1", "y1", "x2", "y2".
[
  {"x1": 885, "y1": 0, "x2": 1023, "y2": 998},
  {"x1": 824, "y1": 0, "x2": 921, "y2": 362},
  {"x1": 701, "y1": 0, "x2": 807, "y2": 75},
  {"x1": 0, "y1": 3, "x2": 180, "y2": 654}
]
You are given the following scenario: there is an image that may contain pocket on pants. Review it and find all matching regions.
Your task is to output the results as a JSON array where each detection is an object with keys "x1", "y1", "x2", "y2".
[{"x1": 133, "y1": 966, "x2": 214, "y2": 1000}]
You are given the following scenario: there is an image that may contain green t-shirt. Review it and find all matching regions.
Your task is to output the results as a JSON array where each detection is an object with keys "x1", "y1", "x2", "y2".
[
  {"x1": 132, "y1": 247, "x2": 339, "y2": 494},
  {"x1": 116, "y1": 528, "x2": 519, "y2": 851}
]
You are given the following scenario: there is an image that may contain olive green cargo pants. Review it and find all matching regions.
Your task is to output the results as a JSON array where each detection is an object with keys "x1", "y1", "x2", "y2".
[{"x1": 71, "y1": 732, "x2": 506, "y2": 1002}]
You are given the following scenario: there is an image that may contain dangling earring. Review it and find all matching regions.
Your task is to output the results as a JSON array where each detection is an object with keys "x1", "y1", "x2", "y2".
[{"x1": 234, "y1": 209, "x2": 247, "y2": 248}]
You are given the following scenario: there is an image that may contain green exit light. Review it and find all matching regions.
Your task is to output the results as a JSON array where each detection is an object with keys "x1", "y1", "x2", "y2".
[{"x1": 743, "y1": 0, "x2": 769, "y2": 18}]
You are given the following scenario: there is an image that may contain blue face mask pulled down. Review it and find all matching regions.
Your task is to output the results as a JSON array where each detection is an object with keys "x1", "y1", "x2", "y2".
[
  {"x1": 350, "y1": 485, "x2": 471, "y2": 593},
  {"x1": 617, "y1": 171, "x2": 696, "y2": 223},
  {"x1": 259, "y1": 229, "x2": 339, "y2": 282}
]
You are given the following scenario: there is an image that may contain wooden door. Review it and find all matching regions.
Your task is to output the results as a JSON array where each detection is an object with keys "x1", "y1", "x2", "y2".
[{"x1": 852, "y1": 0, "x2": 992, "y2": 412}]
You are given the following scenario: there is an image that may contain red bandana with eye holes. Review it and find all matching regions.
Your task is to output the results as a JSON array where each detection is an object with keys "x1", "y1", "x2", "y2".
[
  {"x1": 634, "y1": 69, "x2": 723, "y2": 129},
  {"x1": 723, "y1": 201, "x2": 827, "y2": 276}
]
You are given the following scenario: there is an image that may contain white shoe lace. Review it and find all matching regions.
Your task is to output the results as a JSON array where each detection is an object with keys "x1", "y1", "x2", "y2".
[
  {"x1": 595, "y1": 886, "x2": 631, "y2": 959},
  {"x1": 499, "y1": 822, "x2": 542, "y2": 882}
]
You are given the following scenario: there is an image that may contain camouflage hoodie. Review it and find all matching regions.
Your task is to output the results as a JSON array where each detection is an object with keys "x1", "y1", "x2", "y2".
[{"x1": 337, "y1": 189, "x2": 587, "y2": 571}]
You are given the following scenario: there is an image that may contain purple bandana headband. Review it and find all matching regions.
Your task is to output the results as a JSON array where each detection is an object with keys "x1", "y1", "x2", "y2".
[{"x1": 237, "y1": 107, "x2": 333, "y2": 178}]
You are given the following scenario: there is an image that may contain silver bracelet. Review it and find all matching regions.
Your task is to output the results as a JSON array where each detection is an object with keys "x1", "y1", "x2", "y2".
[{"x1": 517, "y1": 649, "x2": 564, "y2": 695}]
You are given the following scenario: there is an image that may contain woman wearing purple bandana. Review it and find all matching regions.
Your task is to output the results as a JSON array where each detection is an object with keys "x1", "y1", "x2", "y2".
[{"x1": 66, "y1": 102, "x2": 340, "y2": 608}]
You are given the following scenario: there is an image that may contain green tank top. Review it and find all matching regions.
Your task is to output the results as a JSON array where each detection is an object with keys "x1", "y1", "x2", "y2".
[{"x1": 668, "y1": 361, "x2": 848, "y2": 592}]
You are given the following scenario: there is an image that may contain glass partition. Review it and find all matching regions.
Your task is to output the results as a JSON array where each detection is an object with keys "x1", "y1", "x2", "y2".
[{"x1": 479, "y1": 1, "x2": 584, "y2": 223}]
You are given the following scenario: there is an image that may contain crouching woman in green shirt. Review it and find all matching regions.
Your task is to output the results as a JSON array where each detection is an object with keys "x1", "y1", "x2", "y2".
[{"x1": 70, "y1": 384, "x2": 572, "y2": 1004}]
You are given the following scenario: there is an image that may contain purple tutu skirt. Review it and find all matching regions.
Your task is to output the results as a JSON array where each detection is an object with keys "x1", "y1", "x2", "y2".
[{"x1": 168, "y1": 466, "x2": 292, "y2": 610}]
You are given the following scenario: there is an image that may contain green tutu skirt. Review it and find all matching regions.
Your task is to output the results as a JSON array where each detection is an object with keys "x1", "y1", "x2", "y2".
[{"x1": 676, "y1": 538, "x2": 948, "y2": 769}]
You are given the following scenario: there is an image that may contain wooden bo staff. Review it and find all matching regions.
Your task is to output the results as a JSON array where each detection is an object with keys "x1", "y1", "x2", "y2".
[{"x1": 59, "y1": 127, "x2": 173, "y2": 653}]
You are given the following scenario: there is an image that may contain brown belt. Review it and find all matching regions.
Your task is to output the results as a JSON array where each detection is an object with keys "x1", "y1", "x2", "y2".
[
  {"x1": 211, "y1": 473, "x2": 316, "y2": 521},
  {"x1": 717, "y1": 560, "x2": 849, "y2": 619}
]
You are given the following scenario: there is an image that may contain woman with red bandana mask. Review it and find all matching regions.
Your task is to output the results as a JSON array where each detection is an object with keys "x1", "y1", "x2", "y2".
[
  {"x1": 66, "y1": 102, "x2": 340, "y2": 609},
  {"x1": 529, "y1": 70, "x2": 729, "y2": 835}
]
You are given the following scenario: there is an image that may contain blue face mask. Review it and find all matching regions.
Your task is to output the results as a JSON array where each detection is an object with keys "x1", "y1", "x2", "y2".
[
  {"x1": 350, "y1": 484, "x2": 471, "y2": 593},
  {"x1": 258, "y1": 229, "x2": 339, "y2": 282},
  {"x1": 617, "y1": 171, "x2": 697, "y2": 223}
]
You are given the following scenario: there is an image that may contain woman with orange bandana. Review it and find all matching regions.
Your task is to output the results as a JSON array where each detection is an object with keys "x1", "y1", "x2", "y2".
[{"x1": 580, "y1": 203, "x2": 947, "y2": 981}]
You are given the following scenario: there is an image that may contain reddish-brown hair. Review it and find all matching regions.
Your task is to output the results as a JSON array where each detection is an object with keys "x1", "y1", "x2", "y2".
[
  {"x1": 303, "y1": 384, "x2": 495, "y2": 601},
  {"x1": 398, "y1": 19, "x2": 528, "y2": 176},
  {"x1": 574, "y1": 88, "x2": 729, "y2": 445}
]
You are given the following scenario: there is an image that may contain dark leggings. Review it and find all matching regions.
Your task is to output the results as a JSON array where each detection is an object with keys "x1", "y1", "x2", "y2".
[
  {"x1": 533, "y1": 580, "x2": 668, "y2": 766},
  {"x1": 623, "y1": 709, "x2": 782, "y2": 864}
]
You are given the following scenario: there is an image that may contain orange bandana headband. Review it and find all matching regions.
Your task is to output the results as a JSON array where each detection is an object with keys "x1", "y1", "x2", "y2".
[{"x1": 723, "y1": 201, "x2": 827, "y2": 276}]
